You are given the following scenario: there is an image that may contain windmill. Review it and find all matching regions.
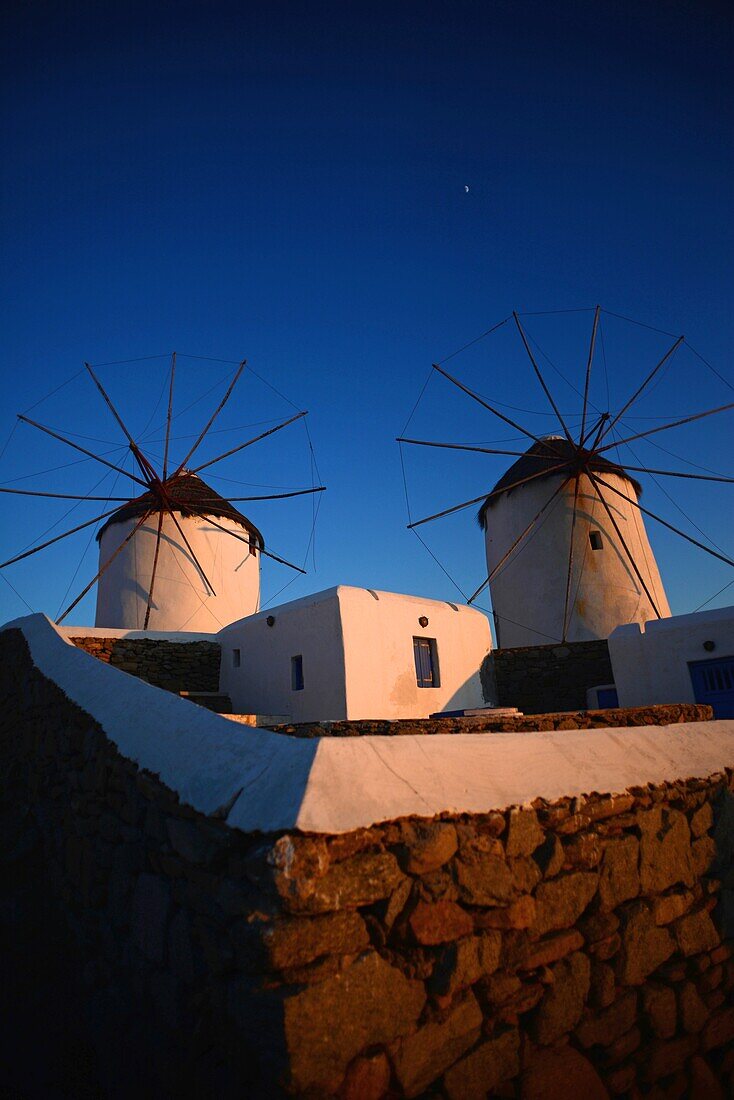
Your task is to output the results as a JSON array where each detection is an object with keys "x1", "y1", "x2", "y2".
[
  {"x1": 398, "y1": 308, "x2": 734, "y2": 647},
  {"x1": 0, "y1": 355, "x2": 325, "y2": 631}
]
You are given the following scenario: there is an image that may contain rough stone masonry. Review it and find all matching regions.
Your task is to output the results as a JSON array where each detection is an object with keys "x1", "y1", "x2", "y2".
[{"x1": 1, "y1": 627, "x2": 733, "y2": 1098}]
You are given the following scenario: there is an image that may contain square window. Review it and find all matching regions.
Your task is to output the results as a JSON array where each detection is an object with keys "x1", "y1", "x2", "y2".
[
  {"x1": 589, "y1": 530, "x2": 603, "y2": 551},
  {"x1": 291, "y1": 654, "x2": 304, "y2": 691},
  {"x1": 413, "y1": 637, "x2": 440, "y2": 688},
  {"x1": 232, "y1": 648, "x2": 241, "y2": 668}
]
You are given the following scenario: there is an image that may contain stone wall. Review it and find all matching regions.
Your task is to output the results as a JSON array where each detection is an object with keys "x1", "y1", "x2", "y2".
[
  {"x1": 1, "y1": 628, "x2": 733, "y2": 1097},
  {"x1": 267, "y1": 703, "x2": 712, "y2": 738},
  {"x1": 490, "y1": 639, "x2": 615, "y2": 713},
  {"x1": 70, "y1": 636, "x2": 221, "y2": 693}
]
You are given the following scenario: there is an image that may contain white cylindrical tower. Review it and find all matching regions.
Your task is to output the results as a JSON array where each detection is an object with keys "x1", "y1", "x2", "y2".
[
  {"x1": 94, "y1": 473, "x2": 262, "y2": 631},
  {"x1": 480, "y1": 439, "x2": 670, "y2": 647}
]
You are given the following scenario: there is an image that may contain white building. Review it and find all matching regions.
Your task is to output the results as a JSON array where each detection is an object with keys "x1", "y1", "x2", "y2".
[
  {"x1": 95, "y1": 473, "x2": 262, "y2": 633},
  {"x1": 218, "y1": 585, "x2": 493, "y2": 722},
  {"x1": 608, "y1": 604, "x2": 734, "y2": 718},
  {"x1": 479, "y1": 438, "x2": 670, "y2": 647}
]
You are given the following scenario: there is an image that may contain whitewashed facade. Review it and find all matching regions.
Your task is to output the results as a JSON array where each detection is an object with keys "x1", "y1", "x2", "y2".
[
  {"x1": 218, "y1": 586, "x2": 493, "y2": 722},
  {"x1": 608, "y1": 605, "x2": 734, "y2": 717}
]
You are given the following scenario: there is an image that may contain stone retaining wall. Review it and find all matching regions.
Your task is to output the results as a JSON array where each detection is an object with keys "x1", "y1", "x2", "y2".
[
  {"x1": 268, "y1": 703, "x2": 712, "y2": 738},
  {"x1": 1, "y1": 628, "x2": 733, "y2": 1097},
  {"x1": 490, "y1": 639, "x2": 615, "y2": 713},
  {"x1": 70, "y1": 636, "x2": 221, "y2": 693}
]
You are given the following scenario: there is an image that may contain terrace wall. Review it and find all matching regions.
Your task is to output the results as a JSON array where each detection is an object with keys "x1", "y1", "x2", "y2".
[{"x1": 1, "y1": 623, "x2": 733, "y2": 1097}]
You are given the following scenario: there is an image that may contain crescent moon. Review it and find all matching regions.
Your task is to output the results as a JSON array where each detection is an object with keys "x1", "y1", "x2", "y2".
[{"x1": 464, "y1": 185, "x2": 470, "y2": 193}]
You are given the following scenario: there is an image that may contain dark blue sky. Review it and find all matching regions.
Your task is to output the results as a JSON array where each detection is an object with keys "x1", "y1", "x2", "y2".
[{"x1": 1, "y1": 1, "x2": 733, "y2": 631}]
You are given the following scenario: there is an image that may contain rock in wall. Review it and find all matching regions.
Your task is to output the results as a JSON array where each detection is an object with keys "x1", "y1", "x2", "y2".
[
  {"x1": 1, "y1": 628, "x2": 733, "y2": 1097},
  {"x1": 266, "y1": 702, "x2": 711, "y2": 738}
]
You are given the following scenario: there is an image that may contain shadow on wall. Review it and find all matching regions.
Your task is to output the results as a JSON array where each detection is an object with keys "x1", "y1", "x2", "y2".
[
  {"x1": 436, "y1": 665, "x2": 498, "y2": 714},
  {"x1": 714, "y1": 787, "x2": 734, "y2": 941},
  {"x1": 483, "y1": 640, "x2": 615, "y2": 714}
]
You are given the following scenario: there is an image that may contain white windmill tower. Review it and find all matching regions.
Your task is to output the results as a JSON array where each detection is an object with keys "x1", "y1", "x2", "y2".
[
  {"x1": 0, "y1": 356, "x2": 324, "y2": 630},
  {"x1": 477, "y1": 436, "x2": 670, "y2": 646},
  {"x1": 398, "y1": 307, "x2": 734, "y2": 647},
  {"x1": 94, "y1": 472, "x2": 265, "y2": 632}
]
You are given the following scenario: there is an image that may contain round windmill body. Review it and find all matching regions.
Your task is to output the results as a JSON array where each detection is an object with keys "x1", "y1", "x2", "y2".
[
  {"x1": 478, "y1": 438, "x2": 670, "y2": 647},
  {"x1": 95, "y1": 473, "x2": 264, "y2": 632},
  {"x1": 399, "y1": 307, "x2": 734, "y2": 646},
  {"x1": 0, "y1": 353, "x2": 325, "y2": 628}
]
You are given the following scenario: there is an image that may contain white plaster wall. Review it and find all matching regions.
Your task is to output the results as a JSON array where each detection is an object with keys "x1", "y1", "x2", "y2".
[
  {"x1": 608, "y1": 605, "x2": 734, "y2": 707},
  {"x1": 4, "y1": 612, "x2": 734, "y2": 835},
  {"x1": 218, "y1": 586, "x2": 492, "y2": 722},
  {"x1": 218, "y1": 589, "x2": 348, "y2": 722},
  {"x1": 94, "y1": 512, "x2": 260, "y2": 632},
  {"x1": 337, "y1": 587, "x2": 492, "y2": 720},
  {"x1": 485, "y1": 471, "x2": 670, "y2": 647}
]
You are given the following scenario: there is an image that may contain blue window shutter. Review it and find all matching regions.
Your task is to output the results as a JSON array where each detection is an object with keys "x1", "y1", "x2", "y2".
[{"x1": 413, "y1": 637, "x2": 437, "y2": 688}]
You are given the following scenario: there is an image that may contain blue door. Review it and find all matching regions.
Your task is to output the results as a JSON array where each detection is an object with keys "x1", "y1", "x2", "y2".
[{"x1": 689, "y1": 656, "x2": 734, "y2": 718}]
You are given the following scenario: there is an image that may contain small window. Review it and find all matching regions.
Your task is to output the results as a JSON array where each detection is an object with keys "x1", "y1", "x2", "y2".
[
  {"x1": 589, "y1": 530, "x2": 603, "y2": 551},
  {"x1": 232, "y1": 648, "x2": 241, "y2": 668},
  {"x1": 413, "y1": 637, "x2": 440, "y2": 688},
  {"x1": 291, "y1": 654, "x2": 304, "y2": 691}
]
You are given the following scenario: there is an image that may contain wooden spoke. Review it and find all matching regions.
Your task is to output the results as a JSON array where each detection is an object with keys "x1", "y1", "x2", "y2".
[
  {"x1": 158, "y1": 496, "x2": 218, "y2": 595},
  {"x1": 195, "y1": 487, "x2": 326, "y2": 502},
  {"x1": 408, "y1": 461, "x2": 569, "y2": 530},
  {"x1": 200, "y1": 514, "x2": 307, "y2": 574},
  {"x1": 253, "y1": 545, "x2": 306, "y2": 574},
  {"x1": 173, "y1": 359, "x2": 246, "y2": 475},
  {"x1": 469, "y1": 474, "x2": 572, "y2": 603},
  {"x1": 597, "y1": 335, "x2": 684, "y2": 445},
  {"x1": 614, "y1": 463, "x2": 734, "y2": 485},
  {"x1": 586, "y1": 471, "x2": 661, "y2": 618},
  {"x1": 17, "y1": 414, "x2": 149, "y2": 488},
  {"x1": 0, "y1": 487, "x2": 131, "y2": 501},
  {"x1": 595, "y1": 400, "x2": 734, "y2": 456},
  {"x1": 143, "y1": 509, "x2": 165, "y2": 630},
  {"x1": 397, "y1": 438, "x2": 536, "y2": 459},
  {"x1": 467, "y1": 575, "x2": 490, "y2": 604},
  {"x1": 561, "y1": 473, "x2": 582, "y2": 641},
  {"x1": 85, "y1": 362, "x2": 157, "y2": 484},
  {"x1": 431, "y1": 363, "x2": 566, "y2": 457},
  {"x1": 190, "y1": 410, "x2": 308, "y2": 475},
  {"x1": 57, "y1": 510, "x2": 152, "y2": 624},
  {"x1": 162, "y1": 352, "x2": 176, "y2": 480},
  {"x1": 592, "y1": 473, "x2": 734, "y2": 570},
  {"x1": 587, "y1": 412, "x2": 610, "y2": 452},
  {"x1": 579, "y1": 306, "x2": 601, "y2": 444},
  {"x1": 513, "y1": 312, "x2": 574, "y2": 444},
  {"x1": 0, "y1": 504, "x2": 127, "y2": 569}
]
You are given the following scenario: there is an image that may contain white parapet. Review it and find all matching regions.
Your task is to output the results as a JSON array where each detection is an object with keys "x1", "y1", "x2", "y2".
[{"x1": 3, "y1": 613, "x2": 733, "y2": 835}]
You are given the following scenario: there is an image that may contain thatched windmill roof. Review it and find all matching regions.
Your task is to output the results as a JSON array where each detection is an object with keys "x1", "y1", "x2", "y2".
[
  {"x1": 97, "y1": 471, "x2": 264, "y2": 546},
  {"x1": 477, "y1": 438, "x2": 642, "y2": 529}
]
